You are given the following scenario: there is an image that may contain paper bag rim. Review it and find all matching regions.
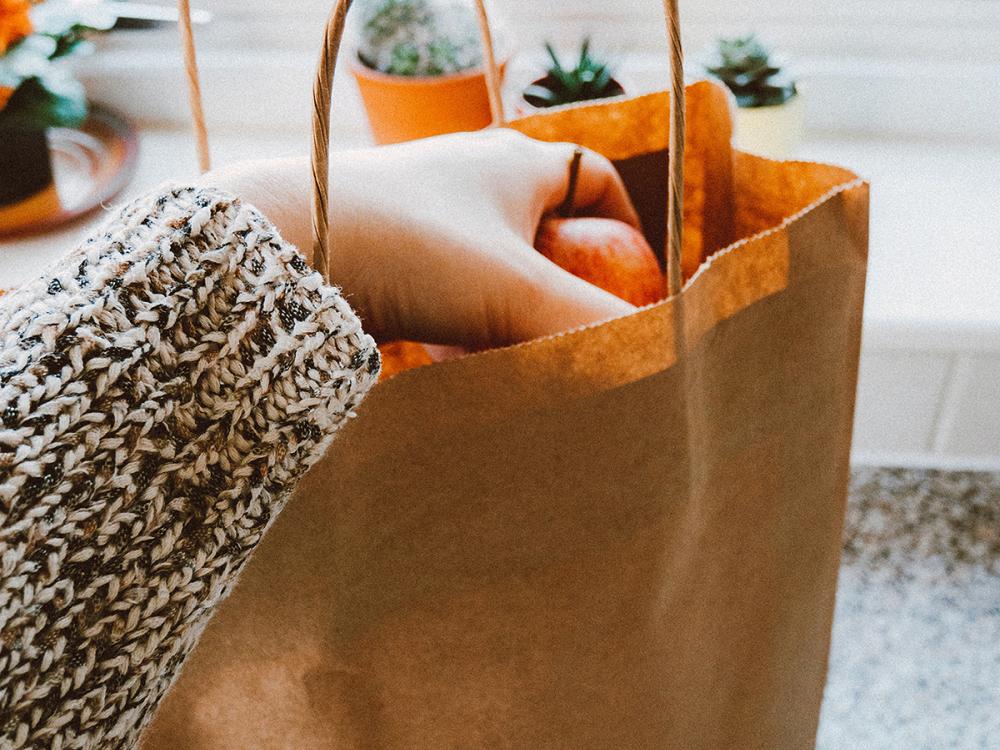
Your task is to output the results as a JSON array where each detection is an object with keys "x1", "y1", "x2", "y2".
[{"x1": 379, "y1": 170, "x2": 867, "y2": 388}]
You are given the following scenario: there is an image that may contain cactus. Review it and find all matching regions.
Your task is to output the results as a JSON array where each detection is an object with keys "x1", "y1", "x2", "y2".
[
  {"x1": 704, "y1": 34, "x2": 797, "y2": 108},
  {"x1": 356, "y1": 0, "x2": 482, "y2": 77},
  {"x1": 522, "y1": 38, "x2": 623, "y2": 108}
]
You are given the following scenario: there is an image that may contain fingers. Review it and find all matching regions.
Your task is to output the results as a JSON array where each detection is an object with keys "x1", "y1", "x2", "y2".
[
  {"x1": 539, "y1": 143, "x2": 642, "y2": 229},
  {"x1": 506, "y1": 241, "x2": 636, "y2": 343}
]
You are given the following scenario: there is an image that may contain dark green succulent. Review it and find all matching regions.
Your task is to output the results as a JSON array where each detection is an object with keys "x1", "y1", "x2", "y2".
[
  {"x1": 704, "y1": 35, "x2": 797, "y2": 108},
  {"x1": 522, "y1": 38, "x2": 623, "y2": 109}
]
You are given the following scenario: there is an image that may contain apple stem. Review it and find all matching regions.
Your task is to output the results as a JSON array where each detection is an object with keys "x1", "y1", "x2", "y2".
[{"x1": 557, "y1": 147, "x2": 584, "y2": 218}]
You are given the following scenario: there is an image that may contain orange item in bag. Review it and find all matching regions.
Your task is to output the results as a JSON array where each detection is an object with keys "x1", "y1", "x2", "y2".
[
  {"x1": 377, "y1": 340, "x2": 434, "y2": 382},
  {"x1": 535, "y1": 216, "x2": 665, "y2": 307}
]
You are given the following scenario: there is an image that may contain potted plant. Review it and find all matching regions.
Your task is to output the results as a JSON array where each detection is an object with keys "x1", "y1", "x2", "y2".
[
  {"x1": 518, "y1": 38, "x2": 626, "y2": 114},
  {"x1": 0, "y1": 0, "x2": 113, "y2": 218},
  {"x1": 350, "y1": 0, "x2": 508, "y2": 145},
  {"x1": 703, "y1": 34, "x2": 801, "y2": 159}
]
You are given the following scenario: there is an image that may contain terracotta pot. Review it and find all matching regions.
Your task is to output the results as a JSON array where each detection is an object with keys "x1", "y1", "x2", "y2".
[
  {"x1": 351, "y1": 56, "x2": 508, "y2": 145},
  {"x1": 515, "y1": 73, "x2": 628, "y2": 117}
]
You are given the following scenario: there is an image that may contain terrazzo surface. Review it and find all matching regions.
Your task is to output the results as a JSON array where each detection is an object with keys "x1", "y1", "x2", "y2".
[{"x1": 817, "y1": 467, "x2": 1000, "y2": 749}]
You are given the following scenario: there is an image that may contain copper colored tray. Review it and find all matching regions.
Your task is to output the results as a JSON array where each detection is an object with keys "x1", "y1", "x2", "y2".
[{"x1": 0, "y1": 105, "x2": 138, "y2": 238}]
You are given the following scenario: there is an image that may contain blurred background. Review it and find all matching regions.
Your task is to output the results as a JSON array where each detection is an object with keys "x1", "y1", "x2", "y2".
[
  {"x1": 5, "y1": 0, "x2": 1000, "y2": 469},
  {"x1": 1, "y1": 2, "x2": 998, "y2": 748}
]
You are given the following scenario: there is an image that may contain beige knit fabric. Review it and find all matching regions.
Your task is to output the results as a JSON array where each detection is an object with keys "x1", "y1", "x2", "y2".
[{"x1": 0, "y1": 186, "x2": 380, "y2": 748}]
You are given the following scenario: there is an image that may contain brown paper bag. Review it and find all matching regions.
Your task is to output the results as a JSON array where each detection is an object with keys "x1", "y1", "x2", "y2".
[{"x1": 143, "y1": 3, "x2": 868, "y2": 748}]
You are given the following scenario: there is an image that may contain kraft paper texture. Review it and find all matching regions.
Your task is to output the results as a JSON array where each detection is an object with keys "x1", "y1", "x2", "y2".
[{"x1": 143, "y1": 81, "x2": 868, "y2": 750}]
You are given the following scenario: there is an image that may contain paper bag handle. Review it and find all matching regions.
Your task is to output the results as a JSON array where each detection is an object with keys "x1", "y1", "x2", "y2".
[
  {"x1": 176, "y1": 0, "x2": 345, "y2": 278},
  {"x1": 179, "y1": 0, "x2": 685, "y2": 294},
  {"x1": 178, "y1": 0, "x2": 352, "y2": 279},
  {"x1": 178, "y1": 0, "x2": 210, "y2": 174},
  {"x1": 177, "y1": 0, "x2": 354, "y2": 279},
  {"x1": 473, "y1": 1, "x2": 686, "y2": 295}
]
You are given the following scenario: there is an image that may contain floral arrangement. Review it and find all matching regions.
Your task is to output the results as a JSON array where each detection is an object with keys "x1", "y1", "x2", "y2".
[
  {"x1": 0, "y1": 0, "x2": 114, "y2": 131},
  {"x1": 356, "y1": 0, "x2": 482, "y2": 77}
]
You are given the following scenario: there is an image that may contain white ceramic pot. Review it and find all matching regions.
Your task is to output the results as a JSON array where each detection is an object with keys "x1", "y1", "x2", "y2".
[{"x1": 733, "y1": 91, "x2": 804, "y2": 160}]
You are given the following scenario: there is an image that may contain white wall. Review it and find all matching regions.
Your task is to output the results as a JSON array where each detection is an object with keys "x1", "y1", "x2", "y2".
[{"x1": 79, "y1": 0, "x2": 1000, "y2": 141}]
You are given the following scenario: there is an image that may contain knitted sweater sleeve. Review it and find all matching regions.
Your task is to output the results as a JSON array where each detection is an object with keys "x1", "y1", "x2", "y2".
[{"x1": 0, "y1": 186, "x2": 381, "y2": 748}]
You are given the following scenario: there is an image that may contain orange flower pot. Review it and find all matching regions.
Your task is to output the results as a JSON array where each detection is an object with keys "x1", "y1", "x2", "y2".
[{"x1": 350, "y1": 57, "x2": 507, "y2": 145}]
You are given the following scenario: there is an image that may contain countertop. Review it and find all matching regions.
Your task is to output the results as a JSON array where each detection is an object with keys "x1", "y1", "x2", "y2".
[{"x1": 819, "y1": 466, "x2": 1000, "y2": 749}]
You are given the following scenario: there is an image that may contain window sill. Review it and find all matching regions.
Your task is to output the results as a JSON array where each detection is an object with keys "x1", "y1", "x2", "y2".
[{"x1": 75, "y1": 47, "x2": 1000, "y2": 142}]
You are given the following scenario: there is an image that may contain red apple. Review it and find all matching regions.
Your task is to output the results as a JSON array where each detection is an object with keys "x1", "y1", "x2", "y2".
[
  {"x1": 377, "y1": 341, "x2": 468, "y2": 383},
  {"x1": 534, "y1": 217, "x2": 664, "y2": 307},
  {"x1": 379, "y1": 217, "x2": 663, "y2": 382},
  {"x1": 377, "y1": 341, "x2": 434, "y2": 382}
]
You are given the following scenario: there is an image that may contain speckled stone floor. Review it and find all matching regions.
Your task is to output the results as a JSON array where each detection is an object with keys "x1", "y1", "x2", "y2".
[{"x1": 817, "y1": 467, "x2": 1000, "y2": 749}]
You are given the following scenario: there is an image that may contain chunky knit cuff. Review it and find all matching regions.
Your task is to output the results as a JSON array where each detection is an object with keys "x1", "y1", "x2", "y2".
[{"x1": 0, "y1": 185, "x2": 380, "y2": 748}]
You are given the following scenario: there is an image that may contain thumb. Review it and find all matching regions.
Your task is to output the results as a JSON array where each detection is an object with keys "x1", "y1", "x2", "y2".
[{"x1": 507, "y1": 243, "x2": 636, "y2": 343}]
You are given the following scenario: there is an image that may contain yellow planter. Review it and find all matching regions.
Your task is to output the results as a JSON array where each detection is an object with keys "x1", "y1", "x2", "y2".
[{"x1": 733, "y1": 93, "x2": 804, "y2": 160}]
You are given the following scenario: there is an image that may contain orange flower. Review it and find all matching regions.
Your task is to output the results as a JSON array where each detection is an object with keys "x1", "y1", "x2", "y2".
[
  {"x1": 0, "y1": 85, "x2": 13, "y2": 113},
  {"x1": 0, "y1": 0, "x2": 33, "y2": 55}
]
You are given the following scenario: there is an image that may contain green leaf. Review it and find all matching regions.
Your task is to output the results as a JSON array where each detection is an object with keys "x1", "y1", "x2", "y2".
[
  {"x1": 52, "y1": 37, "x2": 95, "y2": 59},
  {"x1": 357, "y1": 0, "x2": 479, "y2": 76},
  {"x1": 0, "y1": 36, "x2": 57, "y2": 86},
  {"x1": 550, "y1": 64, "x2": 575, "y2": 93},
  {"x1": 534, "y1": 37, "x2": 618, "y2": 105},
  {"x1": 523, "y1": 83, "x2": 560, "y2": 107},
  {"x1": 592, "y1": 65, "x2": 612, "y2": 94},
  {"x1": 544, "y1": 41, "x2": 564, "y2": 78},
  {"x1": 0, "y1": 75, "x2": 87, "y2": 131},
  {"x1": 704, "y1": 33, "x2": 795, "y2": 107},
  {"x1": 30, "y1": 0, "x2": 116, "y2": 37},
  {"x1": 579, "y1": 37, "x2": 591, "y2": 69}
]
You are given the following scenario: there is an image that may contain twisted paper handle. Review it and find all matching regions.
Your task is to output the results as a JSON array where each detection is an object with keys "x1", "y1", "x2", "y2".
[
  {"x1": 664, "y1": 0, "x2": 685, "y2": 296},
  {"x1": 310, "y1": 0, "x2": 352, "y2": 279},
  {"x1": 472, "y1": 0, "x2": 505, "y2": 126},
  {"x1": 466, "y1": 0, "x2": 686, "y2": 295},
  {"x1": 179, "y1": 0, "x2": 686, "y2": 293},
  {"x1": 178, "y1": 0, "x2": 210, "y2": 173}
]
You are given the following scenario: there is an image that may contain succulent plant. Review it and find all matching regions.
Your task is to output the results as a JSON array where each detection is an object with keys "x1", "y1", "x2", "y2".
[
  {"x1": 356, "y1": 0, "x2": 482, "y2": 77},
  {"x1": 522, "y1": 38, "x2": 623, "y2": 109},
  {"x1": 704, "y1": 34, "x2": 796, "y2": 108}
]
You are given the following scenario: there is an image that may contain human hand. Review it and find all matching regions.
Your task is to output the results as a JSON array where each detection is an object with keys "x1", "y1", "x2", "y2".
[{"x1": 199, "y1": 129, "x2": 640, "y2": 348}]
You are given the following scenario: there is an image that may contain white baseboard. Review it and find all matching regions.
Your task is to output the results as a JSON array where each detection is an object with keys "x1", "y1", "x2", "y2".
[{"x1": 852, "y1": 450, "x2": 1000, "y2": 473}]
